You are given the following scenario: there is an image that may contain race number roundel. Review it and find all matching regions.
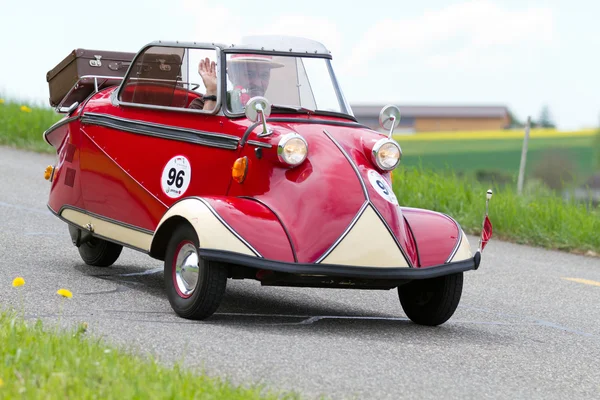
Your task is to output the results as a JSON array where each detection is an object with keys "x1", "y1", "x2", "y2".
[
  {"x1": 368, "y1": 170, "x2": 398, "y2": 206},
  {"x1": 161, "y1": 156, "x2": 191, "y2": 199}
]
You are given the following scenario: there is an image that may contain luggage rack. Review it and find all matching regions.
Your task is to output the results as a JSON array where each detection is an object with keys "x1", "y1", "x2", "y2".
[
  {"x1": 55, "y1": 75, "x2": 201, "y2": 113},
  {"x1": 55, "y1": 75, "x2": 124, "y2": 113}
]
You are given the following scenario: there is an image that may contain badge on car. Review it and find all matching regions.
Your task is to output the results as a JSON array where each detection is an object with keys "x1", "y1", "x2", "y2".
[{"x1": 161, "y1": 156, "x2": 191, "y2": 198}]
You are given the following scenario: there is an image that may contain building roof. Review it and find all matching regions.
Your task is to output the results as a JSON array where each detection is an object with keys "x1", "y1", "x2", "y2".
[{"x1": 351, "y1": 104, "x2": 509, "y2": 119}]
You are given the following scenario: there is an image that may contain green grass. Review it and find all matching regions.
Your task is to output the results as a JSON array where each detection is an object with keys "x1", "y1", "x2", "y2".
[
  {"x1": 0, "y1": 310, "x2": 300, "y2": 399},
  {"x1": 0, "y1": 97, "x2": 61, "y2": 153},
  {"x1": 398, "y1": 136, "x2": 596, "y2": 183},
  {"x1": 393, "y1": 166, "x2": 600, "y2": 254}
]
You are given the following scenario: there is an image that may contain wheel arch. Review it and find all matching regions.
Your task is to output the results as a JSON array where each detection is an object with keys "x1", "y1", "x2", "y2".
[
  {"x1": 402, "y1": 207, "x2": 472, "y2": 267},
  {"x1": 150, "y1": 197, "x2": 259, "y2": 262},
  {"x1": 150, "y1": 215, "x2": 191, "y2": 261}
]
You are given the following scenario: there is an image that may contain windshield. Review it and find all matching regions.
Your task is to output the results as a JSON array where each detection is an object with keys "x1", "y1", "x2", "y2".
[{"x1": 224, "y1": 53, "x2": 351, "y2": 116}]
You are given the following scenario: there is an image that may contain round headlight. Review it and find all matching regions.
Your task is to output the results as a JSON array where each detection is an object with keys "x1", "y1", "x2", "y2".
[
  {"x1": 277, "y1": 133, "x2": 308, "y2": 166},
  {"x1": 372, "y1": 138, "x2": 401, "y2": 170}
]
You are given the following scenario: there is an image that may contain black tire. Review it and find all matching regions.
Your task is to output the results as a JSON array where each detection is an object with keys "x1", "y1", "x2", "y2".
[
  {"x1": 164, "y1": 223, "x2": 227, "y2": 320},
  {"x1": 398, "y1": 272, "x2": 463, "y2": 326},
  {"x1": 78, "y1": 236, "x2": 123, "y2": 267}
]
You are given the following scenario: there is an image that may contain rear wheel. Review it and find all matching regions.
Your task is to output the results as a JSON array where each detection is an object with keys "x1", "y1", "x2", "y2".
[
  {"x1": 78, "y1": 236, "x2": 123, "y2": 267},
  {"x1": 164, "y1": 224, "x2": 227, "y2": 320},
  {"x1": 398, "y1": 272, "x2": 463, "y2": 326}
]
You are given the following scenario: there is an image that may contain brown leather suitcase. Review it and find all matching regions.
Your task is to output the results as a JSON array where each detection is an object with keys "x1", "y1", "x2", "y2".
[{"x1": 46, "y1": 49, "x2": 136, "y2": 107}]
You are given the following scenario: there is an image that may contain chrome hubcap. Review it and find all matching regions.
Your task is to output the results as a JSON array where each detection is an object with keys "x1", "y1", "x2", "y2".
[{"x1": 174, "y1": 243, "x2": 199, "y2": 297}]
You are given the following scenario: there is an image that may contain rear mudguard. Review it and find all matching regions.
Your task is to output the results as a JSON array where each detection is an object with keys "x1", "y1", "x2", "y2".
[
  {"x1": 151, "y1": 196, "x2": 295, "y2": 262},
  {"x1": 401, "y1": 207, "x2": 472, "y2": 267}
]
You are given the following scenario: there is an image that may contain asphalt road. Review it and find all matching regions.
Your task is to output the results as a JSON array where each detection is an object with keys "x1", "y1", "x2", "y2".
[{"x1": 1, "y1": 145, "x2": 599, "y2": 399}]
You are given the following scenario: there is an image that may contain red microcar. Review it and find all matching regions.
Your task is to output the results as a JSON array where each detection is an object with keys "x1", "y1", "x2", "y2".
[{"x1": 42, "y1": 36, "x2": 493, "y2": 326}]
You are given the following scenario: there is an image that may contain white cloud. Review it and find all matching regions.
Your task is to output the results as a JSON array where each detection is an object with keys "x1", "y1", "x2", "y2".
[
  {"x1": 181, "y1": 0, "x2": 244, "y2": 45},
  {"x1": 342, "y1": 0, "x2": 555, "y2": 76},
  {"x1": 181, "y1": 1, "x2": 342, "y2": 55}
]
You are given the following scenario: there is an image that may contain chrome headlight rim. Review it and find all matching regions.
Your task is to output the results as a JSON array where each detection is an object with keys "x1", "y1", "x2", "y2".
[
  {"x1": 371, "y1": 138, "x2": 402, "y2": 171},
  {"x1": 277, "y1": 133, "x2": 308, "y2": 166}
]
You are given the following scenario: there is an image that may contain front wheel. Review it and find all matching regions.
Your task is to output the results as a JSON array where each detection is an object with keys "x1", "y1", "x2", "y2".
[
  {"x1": 398, "y1": 272, "x2": 463, "y2": 326},
  {"x1": 164, "y1": 224, "x2": 227, "y2": 320}
]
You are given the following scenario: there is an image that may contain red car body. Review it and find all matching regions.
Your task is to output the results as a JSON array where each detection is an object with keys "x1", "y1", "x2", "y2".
[{"x1": 43, "y1": 36, "x2": 492, "y2": 325}]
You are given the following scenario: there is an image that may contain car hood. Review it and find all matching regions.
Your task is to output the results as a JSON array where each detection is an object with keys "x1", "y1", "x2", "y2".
[{"x1": 227, "y1": 119, "x2": 419, "y2": 267}]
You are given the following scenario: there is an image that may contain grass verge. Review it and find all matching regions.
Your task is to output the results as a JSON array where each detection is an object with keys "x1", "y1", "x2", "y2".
[
  {"x1": 0, "y1": 97, "x2": 60, "y2": 153},
  {"x1": 393, "y1": 166, "x2": 600, "y2": 255},
  {"x1": 0, "y1": 310, "x2": 300, "y2": 399}
]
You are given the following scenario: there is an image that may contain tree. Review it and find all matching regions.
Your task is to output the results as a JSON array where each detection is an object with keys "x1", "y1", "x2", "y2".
[
  {"x1": 507, "y1": 109, "x2": 524, "y2": 128},
  {"x1": 537, "y1": 105, "x2": 556, "y2": 128}
]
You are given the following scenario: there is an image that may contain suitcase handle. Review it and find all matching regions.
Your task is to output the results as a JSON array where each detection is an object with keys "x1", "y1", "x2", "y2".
[{"x1": 108, "y1": 61, "x2": 131, "y2": 71}]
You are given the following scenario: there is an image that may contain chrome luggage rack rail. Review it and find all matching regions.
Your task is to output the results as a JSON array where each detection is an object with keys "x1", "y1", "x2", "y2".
[{"x1": 55, "y1": 75, "x2": 124, "y2": 113}]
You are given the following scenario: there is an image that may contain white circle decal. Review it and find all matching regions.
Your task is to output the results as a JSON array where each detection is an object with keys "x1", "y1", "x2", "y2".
[
  {"x1": 161, "y1": 156, "x2": 191, "y2": 198},
  {"x1": 368, "y1": 170, "x2": 398, "y2": 205}
]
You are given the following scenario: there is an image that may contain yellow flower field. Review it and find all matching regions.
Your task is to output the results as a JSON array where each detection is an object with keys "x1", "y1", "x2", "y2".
[{"x1": 394, "y1": 128, "x2": 596, "y2": 141}]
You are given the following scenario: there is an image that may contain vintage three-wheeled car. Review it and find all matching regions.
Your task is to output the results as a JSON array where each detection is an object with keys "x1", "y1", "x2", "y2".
[{"x1": 43, "y1": 35, "x2": 493, "y2": 326}]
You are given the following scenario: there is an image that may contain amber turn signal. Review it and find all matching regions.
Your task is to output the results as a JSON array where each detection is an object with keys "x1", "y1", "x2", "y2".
[
  {"x1": 44, "y1": 165, "x2": 54, "y2": 181},
  {"x1": 232, "y1": 156, "x2": 248, "y2": 183}
]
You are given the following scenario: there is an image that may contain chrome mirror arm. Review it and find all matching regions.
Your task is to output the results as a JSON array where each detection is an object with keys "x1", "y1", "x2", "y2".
[
  {"x1": 388, "y1": 115, "x2": 396, "y2": 138},
  {"x1": 256, "y1": 103, "x2": 273, "y2": 137}
]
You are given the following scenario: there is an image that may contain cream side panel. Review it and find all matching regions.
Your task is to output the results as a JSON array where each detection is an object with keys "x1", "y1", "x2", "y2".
[
  {"x1": 450, "y1": 230, "x2": 473, "y2": 262},
  {"x1": 157, "y1": 200, "x2": 255, "y2": 256},
  {"x1": 321, "y1": 205, "x2": 409, "y2": 267},
  {"x1": 61, "y1": 209, "x2": 153, "y2": 251}
]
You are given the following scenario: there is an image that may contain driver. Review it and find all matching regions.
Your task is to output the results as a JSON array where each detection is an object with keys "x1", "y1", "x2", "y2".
[{"x1": 189, "y1": 54, "x2": 283, "y2": 111}]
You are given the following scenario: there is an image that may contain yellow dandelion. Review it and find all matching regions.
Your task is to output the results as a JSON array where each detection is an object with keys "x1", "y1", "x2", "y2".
[
  {"x1": 0, "y1": 99, "x2": 5, "y2": 104},
  {"x1": 12, "y1": 277, "x2": 25, "y2": 287},
  {"x1": 20, "y1": 105, "x2": 31, "y2": 113},
  {"x1": 57, "y1": 288, "x2": 73, "y2": 298},
  {"x1": 0, "y1": 377, "x2": 3, "y2": 387}
]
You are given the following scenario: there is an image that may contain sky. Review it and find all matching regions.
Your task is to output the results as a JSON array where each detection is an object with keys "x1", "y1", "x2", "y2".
[{"x1": 0, "y1": 0, "x2": 598, "y2": 129}]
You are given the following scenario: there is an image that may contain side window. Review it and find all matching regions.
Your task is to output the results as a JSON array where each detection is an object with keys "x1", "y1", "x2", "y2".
[{"x1": 119, "y1": 46, "x2": 218, "y2": 112}]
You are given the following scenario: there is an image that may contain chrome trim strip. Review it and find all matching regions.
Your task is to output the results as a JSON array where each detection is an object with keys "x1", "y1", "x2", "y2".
[
  {"x1": 315, "y1": 201, "x2": 369, "y2": 263},
  {"x1": 58, "y1": 205, "x2": 155, "y2": 235},
  {"x1": 81, "y1": 112, "x2": 239, "y2": 150},
  {"x1": 49, "y1": 205, "x2": 151, "y2": 254},
  {"x1": 194, "y1": 197, "x2": 263, "y2": 258},
  {"x1": 224, "y1": 48, "x2": 332, "y2": 59},
  {"x1": 83, "y1": 111, "x2": 239, "y2": 140},
  {"x1": 322, "y1": 129, "x2": 369, "y2": 201},
  {"x1": 246, "y1": 140, "x2": 273, "y2": 148},
  {"x1": 369, "y1": 203, "x2": 414, "y2": 268}
]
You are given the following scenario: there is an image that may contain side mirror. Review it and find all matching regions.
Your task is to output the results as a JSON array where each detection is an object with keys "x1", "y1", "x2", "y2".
[
  {"x1": 378, "y1": 104, "x2": 401, "y2": 138},
  {"x1": 245, "y1": 96, "x2": 272, "y2": 137}
]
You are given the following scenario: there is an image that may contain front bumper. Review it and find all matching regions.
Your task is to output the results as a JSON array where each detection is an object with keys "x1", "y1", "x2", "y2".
[{"x1": 198, "y1": 249, "x2": 481, "y2": 280}]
